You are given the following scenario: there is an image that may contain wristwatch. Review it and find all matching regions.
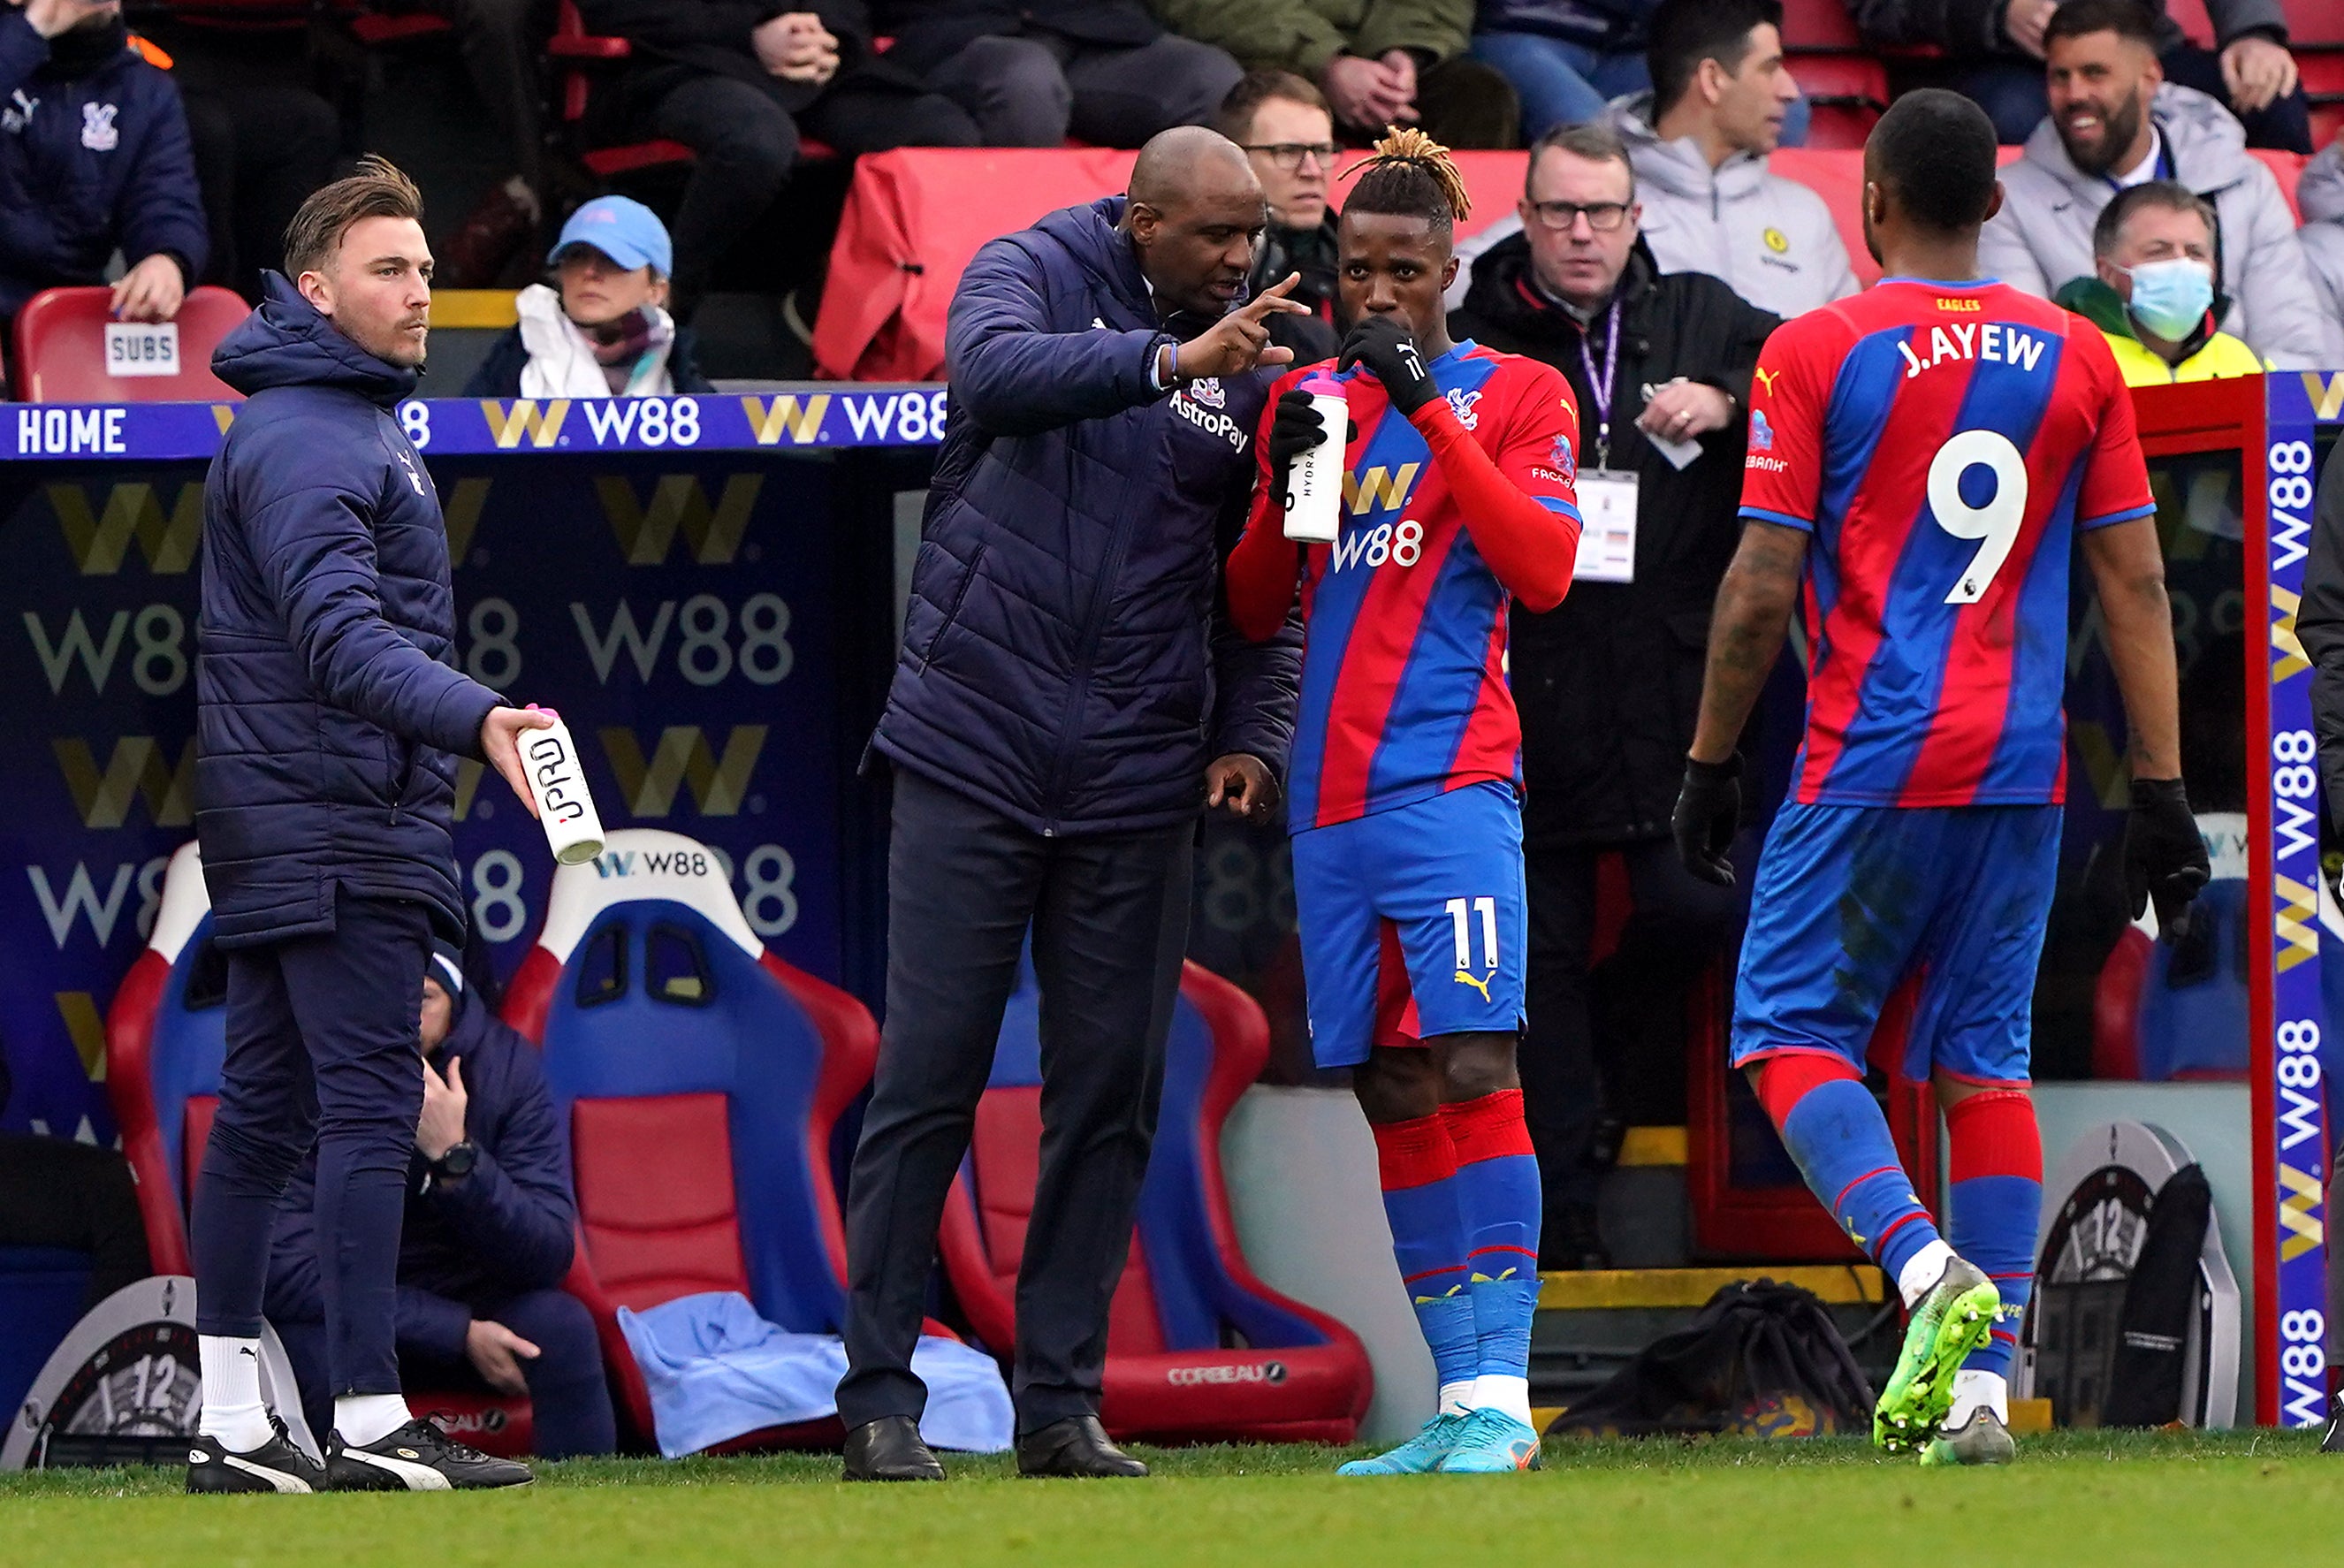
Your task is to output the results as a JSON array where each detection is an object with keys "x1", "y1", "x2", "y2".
[{"x1": 431, "y1": 1141, "x2": 478, "y2": 1181}]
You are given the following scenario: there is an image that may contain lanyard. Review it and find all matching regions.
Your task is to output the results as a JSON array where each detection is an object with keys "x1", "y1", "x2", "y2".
[{"x1": 1577, "y1": 301, "x2": 1620, "y2": 469}]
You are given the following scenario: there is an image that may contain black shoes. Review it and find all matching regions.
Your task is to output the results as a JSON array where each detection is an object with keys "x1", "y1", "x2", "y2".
[
  {"x1": 186, "y1": 1418, "x2": 326, "y2": 1494},
  {"x1": 326, "y1": 1418, "x2": 535, "y2": 1491},
  {"x1": 1016, "y1": 1416, "x2": 1147, "y2": 1479},
  {"x1": 842, "y1": 1415, "x2": 946, "y2": 1481}
]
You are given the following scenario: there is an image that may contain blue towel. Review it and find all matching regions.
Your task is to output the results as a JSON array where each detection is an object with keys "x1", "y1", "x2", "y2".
[{"x1": 616, "y1": 1291, "x2": 1013, "y2": 1458}]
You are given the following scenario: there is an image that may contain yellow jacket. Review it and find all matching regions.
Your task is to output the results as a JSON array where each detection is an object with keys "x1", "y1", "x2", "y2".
[{"x1": 2099, "y1": 324, "x2": 2269, "y2": 386}]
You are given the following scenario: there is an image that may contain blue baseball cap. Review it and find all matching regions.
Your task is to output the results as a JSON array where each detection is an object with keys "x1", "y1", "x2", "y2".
[{"x1": 547, "y1": 195, "x2": 673, "y2": 278}]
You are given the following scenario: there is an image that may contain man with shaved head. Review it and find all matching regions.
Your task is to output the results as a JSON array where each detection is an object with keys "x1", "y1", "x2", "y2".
[{"x1": 838, "y1": 126, "x2": 1307, "y2": 1483}]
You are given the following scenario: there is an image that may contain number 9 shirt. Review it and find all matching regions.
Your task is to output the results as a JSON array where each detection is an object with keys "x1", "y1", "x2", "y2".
[{"x1": 1739, "y1": 278, "x2": 2154, "y2": 809}]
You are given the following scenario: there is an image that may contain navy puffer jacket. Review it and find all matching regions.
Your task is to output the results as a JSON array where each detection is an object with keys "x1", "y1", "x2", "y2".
[
  {"x1": 871, "y1": 196, "x2": 1301, "y2": 835},
  {"x1": 197, "y1": 275, "x2": 503, "y2": 947}
]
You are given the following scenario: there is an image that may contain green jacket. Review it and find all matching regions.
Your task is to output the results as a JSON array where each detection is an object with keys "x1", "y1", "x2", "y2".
[
  {"x1": 1148, "y1": 0, "x2": 1470, "y2": 75},
  {"x1": 2051, "y1": 275, "x2": 2268, "y2": 386}
]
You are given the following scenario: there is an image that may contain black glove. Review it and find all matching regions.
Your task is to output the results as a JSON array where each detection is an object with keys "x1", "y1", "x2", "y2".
[
  {"x1": 1336, "y1": 313, "x2": 1436, "y2": 416},
  {"x1": 1672, "y1": 755, "x2": 1741, "y2": 887},
  {"x1": 1267, "y1": 387, "x2": 1327, "y2": 507},
  {"x1": 2123, "y1": 776, "x2": 2211, "y2": 936}
]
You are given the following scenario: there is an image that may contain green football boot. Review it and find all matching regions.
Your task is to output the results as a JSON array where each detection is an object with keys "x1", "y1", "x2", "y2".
[
  {"x1": 1875, "y1": 1257, "x2": 1998, "y2": 1454},
  {"x1": 1920, "y1": 1406, "x2": 2017, "y2": 1467}
]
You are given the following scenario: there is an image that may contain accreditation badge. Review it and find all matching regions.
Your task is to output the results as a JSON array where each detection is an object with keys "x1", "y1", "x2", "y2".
[{"x1": 1572, "y1": 469, "x2": 1639, "y2": 584}]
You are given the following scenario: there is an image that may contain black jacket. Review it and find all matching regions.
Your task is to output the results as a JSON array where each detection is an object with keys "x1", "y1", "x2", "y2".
[
  {"x1": 266, "y1": 991, "x2": 576, "y2": 1358},
  {"x1": 460, "y1": 322, "x2": 718, "y2": 398},
  {"x1": 1249, "y1": 214, "x2": 1341, "y2": 364},
  {"x1": 1450, "y1": 232, "x2": 1777, "y2": 846},
  {"x1": 2297, "y1": 439, "x2": 2344, "y2": 831},
  {"x1": 577, "y1": 0, "x2": 917, "y2": 114},
  {"x1": 198, "y1": 275, "x2": 502, "y2": 946},
  {"x1": 872, "y1": 0, "x2": 1159, "y2": 76}
]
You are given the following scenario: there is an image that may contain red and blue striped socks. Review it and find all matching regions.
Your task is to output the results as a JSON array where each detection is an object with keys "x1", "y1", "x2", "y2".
[
  {"x1": 1756, "y1": 1054, "x2": 1950, "y2": 1302},
  {"x1": 1443, "y1": 1089, "x2": 1541, "y2": 1427},
  {"x1": 1372, "y1": 1114, "x2": 1480, "y2": 1414},
  {"x1": 1944, "y1": 1088, "x2": 2041, "y2": 1420}
]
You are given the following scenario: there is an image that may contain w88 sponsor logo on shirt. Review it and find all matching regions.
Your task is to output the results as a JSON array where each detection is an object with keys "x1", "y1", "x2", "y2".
[{"x1": 1328, "y1": 518, "x2": 1426, "y2": 572}]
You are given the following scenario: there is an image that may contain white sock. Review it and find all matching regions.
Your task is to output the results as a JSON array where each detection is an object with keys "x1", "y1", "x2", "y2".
[
  {"x1": 1948, "y1": 1369, "x2": 2008, "y2": 1427},
  {"x1": 1437, "y1": 1381, "x2": 1476, "y2": 1418},
  {"x1": 1897, "y1": 1239, "x2": 1958, "y2": 1310},
  {"x1": 1470, "y1": 1373, "x2": 1534, "y2": 1428},
  {"x1": 197, "y1": 1335, "x2": 271, "y2": 1450},
  {"x1": 334, "y1": 1393, "x2": 415, "y2": 1448}
]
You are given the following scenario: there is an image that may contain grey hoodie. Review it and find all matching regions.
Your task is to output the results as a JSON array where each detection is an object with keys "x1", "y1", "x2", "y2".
[
  {"x1": 1979, "y1": 82, "x2": 2329, "y2": 369},
  {"x1": 2295, "y1": 141, "x2": 2344, "y2": 363},
  {"x1": 1447, "y1": 93, "x2": 1860, "y2": 320}
]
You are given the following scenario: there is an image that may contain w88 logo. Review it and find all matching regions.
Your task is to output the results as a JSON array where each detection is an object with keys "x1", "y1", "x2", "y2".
[{"x1": 1329, "y1": 518, "x2": 1426, "y2": 573}]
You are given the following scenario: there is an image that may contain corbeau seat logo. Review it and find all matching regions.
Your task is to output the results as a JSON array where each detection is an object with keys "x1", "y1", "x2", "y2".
[
  {"x1": 1166, "y1": 1362, "x2": 1285, "y2": 1386},
  {"x1": 596, "y1": 474, "x2": 763, "y2": 565},
  {"x1": 597, "y1": 726, "x2": 766, "y2": 816},
  {"x1": 49, "y1": 482, "x2": 202, "y2": 574}
]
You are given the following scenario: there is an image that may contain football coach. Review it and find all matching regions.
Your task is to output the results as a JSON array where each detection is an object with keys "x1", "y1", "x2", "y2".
[
  {"x1": 838, "y1": 125, "x2": 1306, "y2": 1482},
  {"x1": 186, "y1": 156, "x2": 551, "y2": 1495}
]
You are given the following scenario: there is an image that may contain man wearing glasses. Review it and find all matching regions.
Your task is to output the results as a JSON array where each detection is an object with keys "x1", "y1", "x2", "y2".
[
  {"x1": 1449, "y1": 121, "x2": 1777, "y2": 1271},
  {"x1": 1217, "y1": 69, "x2": 1344, "y2": 362}
]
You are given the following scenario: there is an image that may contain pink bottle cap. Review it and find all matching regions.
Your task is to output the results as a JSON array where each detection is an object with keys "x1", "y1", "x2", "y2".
[{"x1": 1300, "y1": 369, "x2": 1343, "y2": 398}]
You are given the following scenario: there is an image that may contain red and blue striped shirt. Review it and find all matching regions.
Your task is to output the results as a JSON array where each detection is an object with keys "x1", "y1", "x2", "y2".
[
  {"x1": 1739, "y1": 278, "x2": 2155, "y2": 808},
  {"x1": 1229, "y1": 341, "x2": 1583, "y2": 831}
]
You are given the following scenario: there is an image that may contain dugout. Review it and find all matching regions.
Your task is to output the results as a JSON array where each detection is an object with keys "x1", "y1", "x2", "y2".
[{"x1": 0, "y1": 372, "x2": 2338, "y2": 1440}]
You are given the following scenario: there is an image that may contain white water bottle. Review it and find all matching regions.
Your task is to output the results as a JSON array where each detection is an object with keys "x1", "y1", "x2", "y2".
[
  {"x1": 520, "y1": 712, "x2": 606, "y2": 866},
  {"x1": 1282, "y1": 370, "x2": 1348, "y2": 544}
]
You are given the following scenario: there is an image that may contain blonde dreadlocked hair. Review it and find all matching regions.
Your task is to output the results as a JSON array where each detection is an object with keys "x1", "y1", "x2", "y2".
[{"x1": 1340, "y1": 126, "x2": 1473, "y2": 237}]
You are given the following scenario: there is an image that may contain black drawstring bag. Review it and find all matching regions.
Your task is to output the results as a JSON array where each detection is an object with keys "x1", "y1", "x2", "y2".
[{"x1": 1547, "y1": 1279, "x2": 1877, "y2": 1439}]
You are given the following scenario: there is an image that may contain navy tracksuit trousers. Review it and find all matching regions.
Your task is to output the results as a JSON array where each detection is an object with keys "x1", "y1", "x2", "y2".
[{"x1": 192, "y1": 887, "x2": 431, "y2": 1399}]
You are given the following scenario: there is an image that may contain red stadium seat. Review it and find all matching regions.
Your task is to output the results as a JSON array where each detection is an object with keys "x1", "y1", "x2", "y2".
[
  {"x1": 12, "y1": 285, "x2": 248, "y2": 402},
  {"x1": 816, "y1": 148, "x2": 1530, "y2": 380},
  {"x1": 2249, "y1": 149, "x2": 2307, "y2": 220},
  {"x1": 2284, "y1": 0, "x2": 2344, "y2": 47},
  {"x1": 1788, "y1": 56, "x2": 1889, "y2": 148},
  {"x1": 934, "y1": 958, "x2": 1371, "y2": 1445},
  {"x1": 500, "y1": 829, "x2": 883, "y2": 1452},
  {"x1": 2302, "y1": 53, "x2": 2344, "y2": 148},
  {"x1": 1779, "y1": 0, "x2": 1862, "y2": 51},
  {"x1": 104, "y1": 844, "x2": 535, "y2": 1456},
  {"x1": 550, "y1": 0, "x2": 697, "y2": 181},
  {"x1": 2164, "y1": 0, "x2": 2218, "y2": 49}
]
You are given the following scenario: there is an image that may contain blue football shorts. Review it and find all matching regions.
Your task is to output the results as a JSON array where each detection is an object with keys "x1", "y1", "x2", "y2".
[
  {"x1": 1289, "y1": 780, "x2": 1527, "y2": 1069},
  {"x1": 1729, "y1": 801, "x2": 2063, "y2": 1086}
]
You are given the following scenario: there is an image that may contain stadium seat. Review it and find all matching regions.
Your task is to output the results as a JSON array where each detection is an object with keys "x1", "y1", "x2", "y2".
[
  {"x1": 816, "y1": 148, "x2": 1528, "y2": 380},
  {"x1": 105, "y1": 843, "x2": 536, "y2": 1455},
  {"x1": 499, "y1": 829, "x2": 880, "y2": 1450},
  {"x1": 1778, "y1": 0, "x2": 1862, "y2": 50},
  {"x1": 1787, "y1": 56, "x2": 1889, "y2": 149},
  {"x1": 2249, "y1": 149, "x2": 2307, "y2": 221},
  {"x1": 2301, "y1": 54, "x2": 2344, "y2": 150},
  {"x1": 2090, "y1": 881, "x2": 2251, "y2": 1082},
  {"x1": 2164, "y1": 0, "x2": 2218, "y2": 48},
  {"x1": 932, "y1": 957, "x2": 1371, "y2": 1444},
  {"x1": 2283, "y1": 0, "x2": 2343, "y2": 47},
  {"x1": 12, "y1": 285, "x2": 249, "y2": 402}
]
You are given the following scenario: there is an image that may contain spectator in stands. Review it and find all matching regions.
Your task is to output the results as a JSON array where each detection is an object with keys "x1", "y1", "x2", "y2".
[
  {"x1": 465, "y1": 197, "x2": 715, "y2": 397},
  {"x1": 1154, "y1": 0, "x2": 1522, "y2": 148},
  {"x1": 577, "y1": 0, "x2": 978, "y2": 320},
  {"x1": 0, "y1": 0, "x2": 206, "y2": 329},
  {"x1": 2054, "y1": 180, "x2": 2267, "y2": 383},
  {"x1": 1856, "y1": 0, "x2": 2309, "y2": 153},
  {"x1": 266, "y1": 944, "x2": 615, "y2": 1459},
  {"x1": 2300, "y1": 138, "x2": 2344, "y2": 352},
  {"x1": 1980, "y1": 0, "x2": 2329, "y2": 368},
  {"x1": 433, "y1": 0, "x2": 559, "y2": 285},
  {"x1": 873, "y1": 1, "x2": 1242, "y2": 148},
  {"x1": 1217, "y1": 69, "x2": 1342, "y2": 361},
  {"x1": 1454, "y1": 0, "x2": 1854, "y2": 321},
  {"x1": 0, "y1": 1055, "x2": 151, "y2": 1310},
  {"x1": 1448, "y1": 122, "x2": 1769, "y2": 1268},
  {"x1": 1469, "y1": 0, "x2": 1809, "y2": 146}
]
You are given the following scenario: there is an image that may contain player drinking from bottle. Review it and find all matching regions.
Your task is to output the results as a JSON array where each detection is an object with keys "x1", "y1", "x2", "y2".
[
  {"x1": 1670, "y1": 89, "x2": 2211, "y2": 1465},
  {"x1": 1225, "y1": 128, "x2": 1583, "y2": 1476}
]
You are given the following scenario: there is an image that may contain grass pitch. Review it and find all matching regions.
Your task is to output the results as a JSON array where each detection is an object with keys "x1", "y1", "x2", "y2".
[{"x1": 2, "y1": 1430, "x2": 2330, "y2": 1567}]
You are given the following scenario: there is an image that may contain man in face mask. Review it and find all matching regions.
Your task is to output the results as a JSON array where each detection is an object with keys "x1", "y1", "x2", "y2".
[{"x1": 2052, "y1": 179, "x2": 2267, "y2": 385}]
